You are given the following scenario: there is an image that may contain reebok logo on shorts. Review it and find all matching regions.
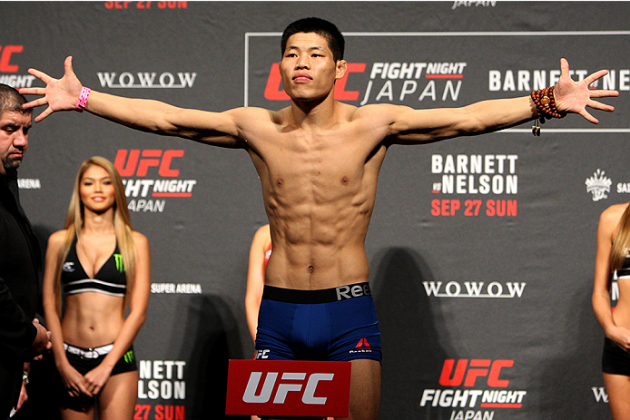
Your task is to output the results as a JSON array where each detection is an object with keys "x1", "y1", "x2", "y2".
[
  {"x1": 355, "y1": 338, "x2": 371, "y2": 349},
  {"x1": 349, "y1": 338, "x2": 373, "y2": 355},
  {"x1": 335, "y1": 283, "x2": 371, "y2": 301}
]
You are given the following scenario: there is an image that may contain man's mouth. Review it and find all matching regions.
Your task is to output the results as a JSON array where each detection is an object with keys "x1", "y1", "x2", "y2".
[{"x1": 293, "y1": 74, "x2": 312, "y2": 81}]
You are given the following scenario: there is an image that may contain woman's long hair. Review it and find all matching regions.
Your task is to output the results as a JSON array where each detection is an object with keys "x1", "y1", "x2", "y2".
[
  {"x1": 611, "y1": 204, "x2": 630, "y2": 272},
  {"x1": 53, "y1": 157, "x2": 136, "y2": 312}
]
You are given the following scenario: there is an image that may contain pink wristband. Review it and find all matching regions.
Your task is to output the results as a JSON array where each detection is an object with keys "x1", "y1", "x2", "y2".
[{"x1": 76, "y1": 87, "x2": 91, "y2": 111}]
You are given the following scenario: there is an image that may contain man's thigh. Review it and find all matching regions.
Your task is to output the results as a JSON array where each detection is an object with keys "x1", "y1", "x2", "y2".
[
  {"x1": 261, "y1": 359, "x2": 381, "y2": 420},
  {"x1": 343, "y1": 359, "x2": 381, "y2": 420}
]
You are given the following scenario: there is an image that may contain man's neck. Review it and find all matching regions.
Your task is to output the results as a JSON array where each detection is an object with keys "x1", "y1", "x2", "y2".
[{"x1": 288, "y1": 91, "x2": 338, "y2": 129}]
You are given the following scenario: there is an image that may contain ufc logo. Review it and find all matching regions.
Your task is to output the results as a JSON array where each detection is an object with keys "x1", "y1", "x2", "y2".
[
  {"x1": 226, "y1": 360, "x2": 351, "y2": 417},
  {"x1": 115, "y1": 149, "x2": 184, "y2": 177},
  {"x1": 255, "y1": 349, "x2": 270, "y2": 359},
  {"x1": 243, "y1": 372, "x2": 334, "y2": 405},
  {"x1": 0, "y1": 46, "x2": 23, "y2": 73},
  {"x1": 439, "y1": 359, "x2": 513, "y2": 387},
  {"x1": 264, "y1": 63, "x2": 366, "y2": 101}
]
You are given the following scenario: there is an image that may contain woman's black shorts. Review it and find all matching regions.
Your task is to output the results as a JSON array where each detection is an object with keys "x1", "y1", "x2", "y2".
[{"x1": 602, "y1": 337, "x2": 630, "y2": 376}]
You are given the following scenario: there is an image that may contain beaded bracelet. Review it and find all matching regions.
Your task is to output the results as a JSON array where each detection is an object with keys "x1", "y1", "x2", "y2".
[
  {"x1": 76, "y1": 87, "x2": 91, "y2": 112},
  {"x1": 531, "y1": 86, "x2": 565, "y2": 120},
  {"x1": 530, "y1": 86, "x2": 566, "y2": 136}
]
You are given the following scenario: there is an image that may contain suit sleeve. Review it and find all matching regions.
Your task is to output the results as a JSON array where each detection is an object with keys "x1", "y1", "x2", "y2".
[{"x1": 0, "y1": 276, "x2": 37, "y2": 360}]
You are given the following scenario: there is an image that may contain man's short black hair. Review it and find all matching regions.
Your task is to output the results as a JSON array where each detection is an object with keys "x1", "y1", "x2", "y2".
[
  {"x1": 281, "y1": 17, "x2": 345, "y2": 62},
  {"x1": 0, "y1": 84, "x2": 30, "y2": 116}
]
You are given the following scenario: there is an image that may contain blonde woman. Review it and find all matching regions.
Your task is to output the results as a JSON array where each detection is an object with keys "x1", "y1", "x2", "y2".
[
  {"x1": 42, "y1": 157, "x2": 150, "y2": 419},
  {"x1": 593, "y1": 202, "x2": 630, "y2": 419}
]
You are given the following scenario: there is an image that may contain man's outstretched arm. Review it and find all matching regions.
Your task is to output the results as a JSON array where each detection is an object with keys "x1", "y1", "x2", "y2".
[
  {"x1": 19, "y1": 56, "x2": 247, "y2": 148},
  {"x1": 383, "y1": 58, "x2": 618, "y2": 144}
]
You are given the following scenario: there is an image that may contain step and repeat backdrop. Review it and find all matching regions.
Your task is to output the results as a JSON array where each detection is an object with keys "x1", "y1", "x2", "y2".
[{"x1": 2, "y1": 1, "x2": 629, "y2": 419}]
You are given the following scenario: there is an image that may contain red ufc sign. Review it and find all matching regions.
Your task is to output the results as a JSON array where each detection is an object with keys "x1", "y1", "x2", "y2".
[
  {"x1": 0, "y1": 46, "x2": 23, "y2": 72},
  {"x1": 264, "y1": 62, "x2": 366, "y2": 101},
  {"x1": 226, "y1": 360, "x2": 351, "y2": 418},
  {"x1": 114, "y1": 149, "x2": 184, "y2": 177},
  {"x1": 439, "y1": 359, "x2": 514, "y2": 387}
]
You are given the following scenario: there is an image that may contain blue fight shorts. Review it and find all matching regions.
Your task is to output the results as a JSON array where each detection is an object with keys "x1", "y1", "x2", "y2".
[{"x1": 255, "y1": 282, "x2": 382, "y2": 362}]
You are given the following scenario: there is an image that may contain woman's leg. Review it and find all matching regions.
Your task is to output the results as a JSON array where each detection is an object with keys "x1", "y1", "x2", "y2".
[
  {"x1": 604, "y1": 372, "x2": 630, "y2": 420},
  {"x1": 60, "y1": 399, "x2": 95, "y2": 420},
  {"x1": 98, "y1": 371, "x2": 139, "y2": 420}
]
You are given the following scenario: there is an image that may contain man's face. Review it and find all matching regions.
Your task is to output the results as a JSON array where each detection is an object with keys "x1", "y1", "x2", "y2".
[
  {"x1": 0, "y1": 109, "x2": 31, "y2": 175},
  {"x1": 280, "y1": 32, "x2": 347, "y2": 102}
]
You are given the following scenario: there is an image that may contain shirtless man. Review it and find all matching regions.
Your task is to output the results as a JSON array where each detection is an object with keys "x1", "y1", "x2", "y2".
[{"x1": 19, "y1": 17, "x2": 617, "y2": 420}]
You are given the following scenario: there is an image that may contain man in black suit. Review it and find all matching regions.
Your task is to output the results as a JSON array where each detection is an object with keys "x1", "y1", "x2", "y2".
[{"x1": 0, "y1": 84, "x2": 51, "y2": 418}]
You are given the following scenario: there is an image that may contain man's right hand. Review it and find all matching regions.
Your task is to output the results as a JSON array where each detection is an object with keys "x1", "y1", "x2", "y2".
[
  {"x1": 18, "y1": 56, "x2": 84, "y2": 122},
  {"x1": 31, "y1": 318, "x2": 51, "y2": 360}
]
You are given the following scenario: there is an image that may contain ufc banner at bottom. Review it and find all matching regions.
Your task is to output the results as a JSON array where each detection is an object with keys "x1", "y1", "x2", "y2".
[{"x1": 225, "y1": 360, "x2": 352, "y2": 417}]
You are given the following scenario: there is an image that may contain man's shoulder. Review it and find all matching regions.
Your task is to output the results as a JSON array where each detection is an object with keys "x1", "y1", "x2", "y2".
[
  {"x1": 352, "y1": 102, "x2": 407, "y2": 119},
  {"x1": 230, "y1": 106, "x2": 285, "y2": 128},
  {"x1": 232, "y1": 106, "x2": 281, "y2": 118},
  {"x1": 0, "y1": 180, "x2": 17, "y2": 223},
  {"x1": 0, "y1": 175, "x2": 12, "y2": 205}
]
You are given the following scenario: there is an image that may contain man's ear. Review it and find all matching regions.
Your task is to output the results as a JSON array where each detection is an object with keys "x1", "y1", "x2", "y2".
[{"x1": 335, "y1": 60, "x2": 348, "y2": 80}]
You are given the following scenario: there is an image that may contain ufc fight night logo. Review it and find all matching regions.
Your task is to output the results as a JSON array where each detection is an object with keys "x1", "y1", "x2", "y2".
[
  {"x1": 0, "y1": 45, "x2": 37, "y2": 87},
  {"x1": 420, "y1": 359, "x2": 527, "y2": 411},
  {"x1": 114, "y1": 149, "x2": 197, "y2": 213}
]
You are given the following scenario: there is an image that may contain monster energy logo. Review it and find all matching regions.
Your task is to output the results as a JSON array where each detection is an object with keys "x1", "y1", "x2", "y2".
[
  {"x1": 114, "y1": 254, "x2": 125, "y2": 272},
  {"x1": 124, "y1": 350, "x2": 135, "y2": 364}
]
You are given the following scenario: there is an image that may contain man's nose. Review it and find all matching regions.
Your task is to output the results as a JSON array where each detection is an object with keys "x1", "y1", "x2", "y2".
[
  {"x1": 295, "y1": 57, "x2": 309, "y2": 69},
  {"x1": 13, "y1": 130, "x2": 28, "y2": 147}
]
